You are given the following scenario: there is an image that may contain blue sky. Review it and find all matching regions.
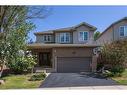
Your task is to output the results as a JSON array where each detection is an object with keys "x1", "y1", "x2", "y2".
[{"x1": 28, "y1": 6, "x2": 127, "y2": 41}]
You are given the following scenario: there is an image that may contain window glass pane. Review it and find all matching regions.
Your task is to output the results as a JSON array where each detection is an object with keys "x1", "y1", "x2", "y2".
[
  {"x1": 60, "y1": 33, "x2": 64, "y2": 42},
  {"x1": 84, "y1": 32, "x2": 88, "y2": 40},
  {"x1": 120, "y1": 27, "x2": 124, "y2": 36},
  {"x1": 43, "y1": 54, "x2": 48, "y2": 61},
  {"x1": 66, "y1": 33, "x2": 70, "y2": 42},
  {"x1": 44, "y1": 35, "x2": 51, "y2": 41},
  {"x1": 79, "y1": 32, "x2": 88, "y2": 41},
  {"x1": 60, "y1": 33, "x2": 70, "y2": 43},
  {"x1": 125, "y1": 26, "x2": 127, "y2": 36},
  {"x1": 79, "y1": 32, "x2": 83, "y2": 41},
  {"x1": 47, "y1": 35, "x2": 51, "y2": 41},
  {"x1": 79, "y1": 32, "x2": 83, "y2": 37},
  {"x1": 44, "y1": 36, "x2": 47, "y2": 41},
  {"x1": 61, "y1": 36, "x2": 64, "y2": 42}
]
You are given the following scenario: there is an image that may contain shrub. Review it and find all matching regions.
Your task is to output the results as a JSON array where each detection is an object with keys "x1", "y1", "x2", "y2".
[
  {"x1": 110, "y1": 65, "x2": 125, "y2": 76},
  {"x1": 103, "y1": 70, "x2": 114, "y2": 77},
  {"x1": 29, "y1": 72, "x2": 46, "y2": 81},
  {"x1": 7, "y1": 54, "x2": 36, "y2": 74},
  {"x1": 98, "y1": 40, "x2": 127, "y2": 76}
]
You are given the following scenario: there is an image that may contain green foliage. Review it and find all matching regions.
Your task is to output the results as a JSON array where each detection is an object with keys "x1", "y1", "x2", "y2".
[
  {"x1": 103, "y1": 70, "x2": 114, "y2": 77},
  {"x1": 0, "y1": 6, "x2": 35, "y2": 77},
  {"x1": 112, "y1": 69, "x2": 127, "y2": 85},
  {"x1": 98, "y1": 40, "x2": 127, "y2": 76},
  {"x1": 110, "y1": 65, "x2": 125, "y2": 76},
  {"x1": 94, "y1": 31, "x2": 101, "y2": 41},
  {"x1": 8, "y1": 55, "x2": 36, "y2": 74},
  {"x1": 0, "y1": 6, "x2": 51, "y2": 77},
  {"x1": 29, "y1": 72, "x2": 46, "y2": 81},
  {"x1": 103, "y1": 69, "x2": 125, "y2": 77}
]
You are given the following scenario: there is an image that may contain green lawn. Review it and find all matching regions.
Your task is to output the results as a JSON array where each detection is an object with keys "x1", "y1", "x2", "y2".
[
  {"x1": 0, "y1": 74, "x2": 43, "y2": 89},
  {"x1": 112, "y1": 69, "x2": 127, "y2": 85}
]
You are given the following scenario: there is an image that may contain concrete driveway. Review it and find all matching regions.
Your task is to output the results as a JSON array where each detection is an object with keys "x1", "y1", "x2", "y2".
[{"x1": 39, "y1": 73, "x2": 119, "y2": 89}]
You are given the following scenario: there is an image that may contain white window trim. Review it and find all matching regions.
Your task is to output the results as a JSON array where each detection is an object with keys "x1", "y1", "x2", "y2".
[
  {"x1": 60, "y1": 33, "x2": 70, "y2": 43},
  {"x1": 119, "y1": 26, "x2": 127, "y2": 37},
  {"x1": 78, "y1": 31, "x2": 89, "y2": 42},
  {"x1": 43, "y1": 35, "x2": 52, "y2": 42}
]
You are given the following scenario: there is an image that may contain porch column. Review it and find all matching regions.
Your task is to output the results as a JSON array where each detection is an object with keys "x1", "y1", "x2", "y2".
[{"x1": 91, "y1": 54, "x2": 98, "y2": 72}]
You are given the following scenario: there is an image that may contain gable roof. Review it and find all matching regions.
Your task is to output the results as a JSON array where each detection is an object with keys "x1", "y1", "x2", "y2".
[
  {"x1": 96, "y1": 17, "x2": 127, "y2": 40},
  {"x1": 74, "y1": 22, "x2": 97, "y2": 29},
  {"x1": 34, "y1": 22, "x2": 97, "y2": 35}
]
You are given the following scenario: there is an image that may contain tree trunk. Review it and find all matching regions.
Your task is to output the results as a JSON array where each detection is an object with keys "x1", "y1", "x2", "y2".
[{"x1": 0, "y1": 65, "x2": 4, "y2": 78}]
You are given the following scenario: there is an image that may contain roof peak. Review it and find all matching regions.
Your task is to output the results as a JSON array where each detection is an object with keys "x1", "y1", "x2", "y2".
[
  {"x1": 96, "y1": 16, "x2": 127, "y2": 40},
  {"x1": 34, "y1": 21, "x2": 97, "y2": 35}
]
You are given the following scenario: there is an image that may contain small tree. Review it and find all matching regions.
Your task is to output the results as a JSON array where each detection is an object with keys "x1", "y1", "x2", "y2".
[{"x1": 94, "y1": 31, "x2": 101, "y2": 41}]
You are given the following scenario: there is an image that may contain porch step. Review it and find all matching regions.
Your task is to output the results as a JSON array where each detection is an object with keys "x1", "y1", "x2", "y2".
[{"x1": 34, "y1": 67, "x2": 53, "y2": 73}]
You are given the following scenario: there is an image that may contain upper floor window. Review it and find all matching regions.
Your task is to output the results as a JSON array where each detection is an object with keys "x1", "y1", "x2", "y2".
[
  {"x1": 119, "y1": 26, "x2": 127, "y2": 37},
  {"x1": 60, "y1": 33, "x2": 70, "y2": 43},
  {"x1": 79, "y1": 31, "x2": 89, "y2": 41},
  {"x1": 43, "y1": 35, "x2": 52, "y2": 42}
]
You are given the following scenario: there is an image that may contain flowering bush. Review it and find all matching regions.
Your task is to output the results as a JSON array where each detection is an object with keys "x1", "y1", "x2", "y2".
[
  {"x1": 7, "y1": 54, "x2": 36, "y2": 74},
  {"x1": 98, "y1": 40, "x2": 127, "y2": 76}
]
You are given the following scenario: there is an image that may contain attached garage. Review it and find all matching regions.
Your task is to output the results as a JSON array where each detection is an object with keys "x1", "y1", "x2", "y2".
[
  {"x1": 57, "y1": 57, "x2": 92, "y2": 73},
  {"x1": 28, "y1": 45, "x2": 98, "y2": 73},
  {"x1": 52, "y1": 47, "x2": 97, "y2": 73}
]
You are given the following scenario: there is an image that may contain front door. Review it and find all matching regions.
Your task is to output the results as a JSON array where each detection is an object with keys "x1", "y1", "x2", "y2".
[{"x1": 39, "y1": 52, "x2": 51, "y2": 68}]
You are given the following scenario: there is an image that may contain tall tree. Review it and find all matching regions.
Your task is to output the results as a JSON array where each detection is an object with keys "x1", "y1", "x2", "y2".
[
  {"x1": 0, "y1": 6, "x2": 51, "y2": 77},
  {"x1": 0, "y1": 6, "x2": 52, "y2": 32}
]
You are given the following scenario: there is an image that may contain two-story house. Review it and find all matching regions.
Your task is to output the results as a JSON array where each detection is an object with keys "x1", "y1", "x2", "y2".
[
  {"x1": 28, "y1": 22, "x2": 99, "y2": 73},
  {"x1": 96, "y1": 17, "x2": 127, "y2": 45}
]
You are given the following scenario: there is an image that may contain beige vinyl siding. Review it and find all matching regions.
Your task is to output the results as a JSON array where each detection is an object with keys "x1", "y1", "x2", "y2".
[
  {"x1": 53, "y1": 47, "x2": 93, "y2": 58},
  {"x1": 73, "y1": 25, "x2": 94, "y2": 44},
  {"x1": 113, "y1": 20, "x2": 127, "y2": 41},
  {"x1": 36, "y1": 34, "x2": 54, "y2": 43},
  {"x1": 96, "y1": 27, "x2": 113, "y2": 45},
  {"x1": 96, "y1": 20, "x2": 127, "y2": 45},
  {"x1": 35, "y1": 25, "x2": 95, "y2": 44}
]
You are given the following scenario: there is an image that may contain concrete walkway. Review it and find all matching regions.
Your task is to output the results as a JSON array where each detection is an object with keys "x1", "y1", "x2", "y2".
[
  {"x1": 40, "y1": 73, "x2": 121, "y2": 89},
  {"x1": 40, "y1": 85, "x2": 127, "y2": 90}
]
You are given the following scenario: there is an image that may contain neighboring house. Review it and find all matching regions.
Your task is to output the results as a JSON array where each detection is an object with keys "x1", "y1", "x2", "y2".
[
  {"x1": 28, "y1": 22, "x2": 99, "y2": 73},
  {"x1": 96, "y1": 17, "x2": 127, "y2": 45}
]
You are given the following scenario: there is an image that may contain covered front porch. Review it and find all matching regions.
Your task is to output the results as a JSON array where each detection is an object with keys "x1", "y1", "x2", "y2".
[{"x1": 30, "y1": 48, "x2": 55, "y2": 73}]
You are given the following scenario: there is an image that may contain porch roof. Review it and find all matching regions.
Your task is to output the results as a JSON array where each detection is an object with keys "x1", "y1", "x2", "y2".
[{"x1": 27, "y1": 43, "x2": 100, "y2": 49}]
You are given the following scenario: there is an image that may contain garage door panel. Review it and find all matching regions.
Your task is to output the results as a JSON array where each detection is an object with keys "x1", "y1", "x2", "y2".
[{"x1": 57, "y1": 57, "x2": 91, "y2": 73}]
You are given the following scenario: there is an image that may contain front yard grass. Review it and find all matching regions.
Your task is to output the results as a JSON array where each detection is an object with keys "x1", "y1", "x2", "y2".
[
  {"x1": 112, "y1": 69, "x2": 127, "y2": 85},
  {"x1": 0, "y1": 74, "x2": 43, "y2": 89}
]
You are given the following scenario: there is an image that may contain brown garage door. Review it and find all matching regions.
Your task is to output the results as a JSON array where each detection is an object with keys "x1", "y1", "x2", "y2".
[{"x1": 57, "y1": 57, "x2": 91, "y2": 73}]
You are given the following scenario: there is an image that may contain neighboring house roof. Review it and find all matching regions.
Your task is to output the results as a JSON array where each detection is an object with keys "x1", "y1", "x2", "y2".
[
  {"x1": 27, "y1": 43, "x2": 100, "y2": 49},
  {"x1": 96, "y1": 17, "x2": 127, "y2": 40},
  {"x1": 34, "y1": 22, "x2": 97, "y2": 35}
]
